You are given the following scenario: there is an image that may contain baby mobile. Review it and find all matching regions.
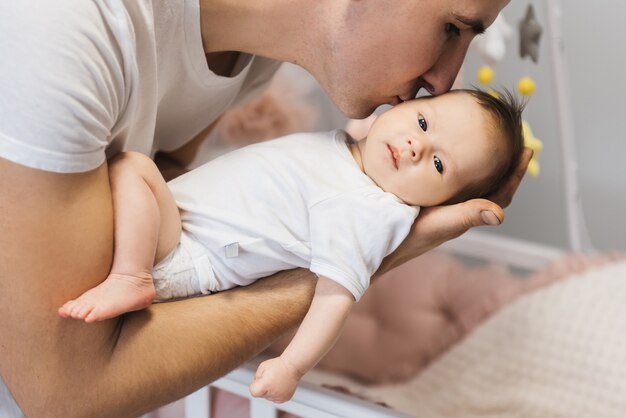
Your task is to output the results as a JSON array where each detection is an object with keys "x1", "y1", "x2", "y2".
[{"x1": 473, "y1": 5, "x2": 544, "y2": 177}]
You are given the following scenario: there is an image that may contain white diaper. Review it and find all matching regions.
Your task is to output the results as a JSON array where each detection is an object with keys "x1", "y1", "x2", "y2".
[{"x1": 152, "y1": 231, "x2": 215, "y2": 301}]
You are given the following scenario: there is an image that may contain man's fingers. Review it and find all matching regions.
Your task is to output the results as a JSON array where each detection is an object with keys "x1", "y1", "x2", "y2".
[
  {"x1": 416, "y1": 198, "x2": 504, "y2": 241},
  {"x1": 375, "y1": 199, "x2": 505, "y2": 278},
  {"x1": 489, "y1": 147, "x2": 533, "y2": 208}
]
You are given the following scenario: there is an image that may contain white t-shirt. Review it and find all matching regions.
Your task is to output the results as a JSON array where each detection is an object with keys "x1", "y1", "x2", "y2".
[
  {"x1": 169, "y1": 131, "x2": 420, "y2": 301},
  {"x1": 0, "y1": 0, "x2": 279, "y2": 413},
  {"x1": 0, "y1": 0, "x2": 280, "y2": 173}
]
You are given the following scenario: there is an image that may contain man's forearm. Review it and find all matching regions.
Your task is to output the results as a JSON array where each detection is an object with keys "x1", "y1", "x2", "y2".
[
  {"x1": 0, "y1": 160, "x2": 118, "y2": 417},
  {"x1": 104, "y1": 269, "x2": 316, "y2": 417}
]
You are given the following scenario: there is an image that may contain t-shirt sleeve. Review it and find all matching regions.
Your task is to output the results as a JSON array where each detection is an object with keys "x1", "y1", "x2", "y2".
[
  {"x1": 0, "y1": 2, "x2": 125, "y2": 173},
  {"x1": 309, "y1": 190, "x2": 419, "y2": 301}
]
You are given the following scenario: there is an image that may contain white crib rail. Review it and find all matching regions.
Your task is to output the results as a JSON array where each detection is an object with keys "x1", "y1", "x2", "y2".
[
  {"x1": 440, "y1": 230, "x2": 565, "y2": 270},
  {"x1": 184, "y1": 363, "x2": 414, "y2": 418}
]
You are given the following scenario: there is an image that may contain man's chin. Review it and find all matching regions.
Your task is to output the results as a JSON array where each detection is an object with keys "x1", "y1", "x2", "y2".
[{"x1": 336, "y1": 100, "x2": 378, "y2": 120}]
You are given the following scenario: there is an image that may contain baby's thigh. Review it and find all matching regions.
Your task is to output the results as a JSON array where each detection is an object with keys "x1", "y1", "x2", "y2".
[{"x1": 109, "y1": 152, "x2": 182, "y2": 264}]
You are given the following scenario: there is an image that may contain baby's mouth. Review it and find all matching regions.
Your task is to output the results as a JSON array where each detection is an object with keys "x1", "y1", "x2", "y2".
[{"x1": 387, "y1": 144, "x2": 399, "y2": 170}]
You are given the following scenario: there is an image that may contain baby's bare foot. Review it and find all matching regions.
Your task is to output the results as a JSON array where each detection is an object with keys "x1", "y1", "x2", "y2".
[{"x1": 58, "y1": 272, "x2": 156, "y2": 323}]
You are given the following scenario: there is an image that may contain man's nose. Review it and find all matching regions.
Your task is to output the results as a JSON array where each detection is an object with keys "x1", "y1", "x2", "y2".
[{"x1": 420, "y1": 39, "x2": 471, "y2": 95}]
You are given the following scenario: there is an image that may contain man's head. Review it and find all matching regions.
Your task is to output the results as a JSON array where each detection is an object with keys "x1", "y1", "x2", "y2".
[
  {"x1": 356, "y1": 88, "x2": 525, "y2": 207},
  {"x1": 310, "y1": 0, "x2": 510, "y2": 118}
]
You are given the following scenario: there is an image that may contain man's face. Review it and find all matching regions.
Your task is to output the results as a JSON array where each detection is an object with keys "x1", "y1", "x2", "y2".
[
  {"x1": 318, "y1": 0, "x2": 509, "y2": 118},
  {"x1": 359, "y1": 92, "x2": 502, "y2": 207}
]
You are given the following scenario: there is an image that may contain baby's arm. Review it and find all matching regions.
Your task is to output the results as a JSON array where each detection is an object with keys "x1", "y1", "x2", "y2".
[
  {"x1": 250, "y1": 276, "x2": 354, "y2": 403},
  {"x1": 58, "y1": 152, "x2": 181, "y2": 322}
]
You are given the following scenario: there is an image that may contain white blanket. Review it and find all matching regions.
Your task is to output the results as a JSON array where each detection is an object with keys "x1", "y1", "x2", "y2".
[{"x1": 305, "y1": 259, "x2": 626, "y2": 417}]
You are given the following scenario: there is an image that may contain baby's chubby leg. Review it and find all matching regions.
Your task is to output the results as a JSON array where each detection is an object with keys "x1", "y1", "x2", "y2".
[{"x1": 58, "y1": 152, "x2": 182, "y2": 322}]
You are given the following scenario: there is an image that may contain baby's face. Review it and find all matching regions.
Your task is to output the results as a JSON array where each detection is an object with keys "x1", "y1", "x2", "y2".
[{"x1": 359, "y1": 92, "x2": 501, "y2": 206}]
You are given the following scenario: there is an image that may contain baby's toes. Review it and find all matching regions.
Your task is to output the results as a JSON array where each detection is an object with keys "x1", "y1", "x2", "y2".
[
  {"x1": 68, "y1": 303, "x2": 83, "y2": 318},
  {"x1": 65, "y1": 301, "x2": 84, "y2": 317},
  {"x1": 84, "y1": 307, "x2": 104, "y2": 323},
  {"x1": 58, "y1": 301, "x2": 76, "y2": 317},
  {"x1": 71, "y1": 303, "x2": 92, "y2": 320}
]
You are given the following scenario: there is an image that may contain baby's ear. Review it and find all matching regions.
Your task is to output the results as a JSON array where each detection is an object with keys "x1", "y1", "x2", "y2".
[{"x1": 345, "y1": 114, "x2": 377, "y2": 141}]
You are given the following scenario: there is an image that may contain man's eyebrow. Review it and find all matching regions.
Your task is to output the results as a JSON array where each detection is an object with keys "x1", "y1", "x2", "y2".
[{"x1": 453, "y1": 14, "x2": 486, "y2": 35}]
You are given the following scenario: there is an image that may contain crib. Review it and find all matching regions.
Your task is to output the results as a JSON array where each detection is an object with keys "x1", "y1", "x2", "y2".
[{"x1": 184, "y1": 364, "x2": 413, "y2": 418}]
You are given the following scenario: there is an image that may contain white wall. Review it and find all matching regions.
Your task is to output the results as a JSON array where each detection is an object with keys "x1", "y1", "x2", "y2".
[{"x1": 562, "y1": 0, "x2": 626, "y2": 252}]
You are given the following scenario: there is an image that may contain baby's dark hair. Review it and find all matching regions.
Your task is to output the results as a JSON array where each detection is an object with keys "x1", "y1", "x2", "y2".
[{"x1": 443, "y1": 88, "x2": 526, "y2": 205}]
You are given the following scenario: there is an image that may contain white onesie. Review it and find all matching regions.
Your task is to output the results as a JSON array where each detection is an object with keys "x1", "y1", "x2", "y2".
[{"x1": 163, "y1": 130, "x2": 420, "y2": 301}]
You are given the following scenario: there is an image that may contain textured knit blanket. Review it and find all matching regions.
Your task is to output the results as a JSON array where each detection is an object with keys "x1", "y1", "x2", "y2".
[{"x1": 305, "y1": 259, "x2": 626, "y2": 417}]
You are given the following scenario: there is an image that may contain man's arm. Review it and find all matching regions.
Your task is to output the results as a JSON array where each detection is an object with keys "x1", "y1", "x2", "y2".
[{"x1": 0, "y1": 157, "x2": 316, "y2": 418}]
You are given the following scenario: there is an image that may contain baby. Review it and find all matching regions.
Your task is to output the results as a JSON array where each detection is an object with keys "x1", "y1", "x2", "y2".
[{"x1": 59, "y1": 88, "x2": 524, "y2": 403}]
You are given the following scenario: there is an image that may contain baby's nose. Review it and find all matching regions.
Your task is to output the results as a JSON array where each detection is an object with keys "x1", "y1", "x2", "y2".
[{"x1": 406, "y1": 137, "x2": 426, "y2": 162}]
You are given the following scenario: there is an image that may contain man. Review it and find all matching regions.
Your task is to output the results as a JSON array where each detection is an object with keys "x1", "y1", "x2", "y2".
[{"x1": 0, "y1": 0, "x2": 525, "y2": 416}]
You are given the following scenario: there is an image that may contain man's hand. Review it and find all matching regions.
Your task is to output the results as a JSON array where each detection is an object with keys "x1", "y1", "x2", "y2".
[
  {"x1": 376, "y1": 147, "x2": 533, "y2": 277},
  {"x1": 486, "y1": 147, "x2": 533, "y2": 209}
]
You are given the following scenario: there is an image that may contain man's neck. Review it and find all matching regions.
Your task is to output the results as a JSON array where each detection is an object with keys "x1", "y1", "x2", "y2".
[{"x1": 198, "y1": 0, "x2": 314, "y2": 64}]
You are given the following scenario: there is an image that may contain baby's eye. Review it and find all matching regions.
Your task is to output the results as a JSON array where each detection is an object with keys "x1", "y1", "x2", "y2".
[
  {"x1": 418, "y1": 114, "x2": 428, "y2": 131},
  {"x1": 433, "y1": 156, "x2": 443, "y2": 173}
]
